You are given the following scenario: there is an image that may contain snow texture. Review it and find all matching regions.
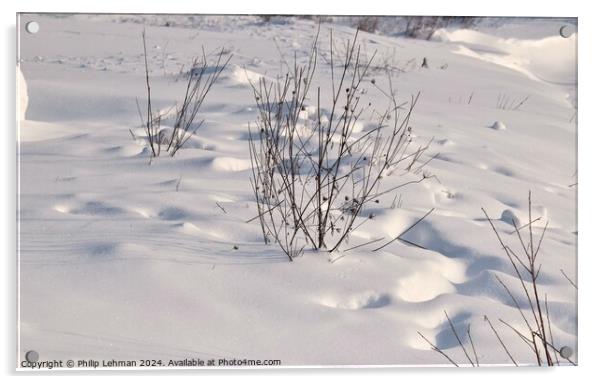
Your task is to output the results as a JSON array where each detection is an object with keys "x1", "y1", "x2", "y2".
[{"x1": 17, "y1": 15, "x2": 577, "y2": 367}]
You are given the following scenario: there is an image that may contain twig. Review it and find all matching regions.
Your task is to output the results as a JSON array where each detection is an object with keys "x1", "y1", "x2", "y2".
[
  {"x1": 372, "y1": 208, "x2": 434, "y2": 251},
  {"x1": 466, "y1": 324, "x2": 479, "y2": 366},
  {"x1": 498, "y1": 319, "x2": 537, "y2": 353},
  {"x1": 560, "y1": 269, "x2": 577, "y2": 289},
  {"x1": 417, "y1": 331, "x2": 459, "y2": 367},
  {"x1": 484, "y1": 315, "x2": 518, "y2": 366},
  {"x1": 509, "y1": 217, "x2": 541, "y2": 234},
  {"x1": 544, "y1": 294, "x2": 560, "y2": 365},
  {"x1": 342, "y1": 237, "x2": 385, "y2": 252},
  {"x1": 445, "y1": 310, "x2": 475, "y2": 366},
  {"x1": 215, "y1": 202, "x2": 227, "y2": 214},
  {"x1": 398, "y1": 238, "x2": 428, "y2": 250}
]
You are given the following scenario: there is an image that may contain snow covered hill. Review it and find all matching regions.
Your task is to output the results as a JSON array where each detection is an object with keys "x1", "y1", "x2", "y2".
[{"x1": 17, "y1": 14, "x2": 576, "y2": 367}]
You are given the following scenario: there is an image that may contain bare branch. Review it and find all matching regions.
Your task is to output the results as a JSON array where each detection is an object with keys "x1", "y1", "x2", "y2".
[{"x1": 417, "y1": 331, "x2": 459, "y2": 367}]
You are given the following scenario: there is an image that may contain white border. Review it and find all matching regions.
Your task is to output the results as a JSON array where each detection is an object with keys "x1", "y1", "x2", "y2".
[{"x1": 2, "y1": 1, "x2": 600, "y2": 383}]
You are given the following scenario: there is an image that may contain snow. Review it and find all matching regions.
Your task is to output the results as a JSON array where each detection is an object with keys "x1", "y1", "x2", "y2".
[
  {"x1": 490, "y1": 121, "x2": 507, "y2": 131},
  {"x1": 17, "y1": 66, "x2": 28, "y2": 121},
  {"x1": 432, "y1": 28, "x2": 577, "y2": 84},
  {"x1": 17, "y1": 14, "x2": 576, "y2": 367}
]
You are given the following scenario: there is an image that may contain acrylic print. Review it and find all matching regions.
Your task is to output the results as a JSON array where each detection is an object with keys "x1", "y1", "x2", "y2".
[{"x1": 17, "y1": 14, "x2": 577, "y2": 368}]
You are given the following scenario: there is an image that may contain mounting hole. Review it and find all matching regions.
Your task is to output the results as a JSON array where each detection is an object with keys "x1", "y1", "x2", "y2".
[
  {"x1": 559, "y1": 24, "x2": 575, "y2": 38},
  {"x1": 25, "y1": 350, "x2": 39, "y2": 363},
  {"x1": 25, "y1": 21, "x2": 40, "y2": 34},
  {"x1": 560, "y1": 346, "x2": 573, "y2": 359}
]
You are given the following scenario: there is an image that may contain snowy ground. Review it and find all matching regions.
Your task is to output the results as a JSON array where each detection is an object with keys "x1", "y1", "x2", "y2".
[{"x1": 17, "y1": 14, "x2": 577, "y2": 367}]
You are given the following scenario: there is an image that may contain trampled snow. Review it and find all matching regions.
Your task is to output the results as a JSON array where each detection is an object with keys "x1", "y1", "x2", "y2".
[{"x1": 17, "y1": 15, "x2": 577, "y2": 367}]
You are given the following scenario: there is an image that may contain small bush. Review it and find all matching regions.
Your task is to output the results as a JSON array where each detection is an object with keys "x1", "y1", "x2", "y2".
[
  {"x1": 248, "y1": 28, "x2": 432, "y2": 260},
  {"x1": 138, "y1": 30, "x2": 231, "y2": 158},
  {"x1": 356, "y1": 16, "x2": 379, "y2": 33},
  {"x1": 259, "y1": 15, "x2": 274, "y2": 23},
  {"x1": 404, "y1": 16, "x2": 481, "y2": 40},
  {"x1": 482, "y1": 192, "x2": 571, "y2": 366},
  {"x1": 419, "y1": 193, "x2": 576, "y2": 366}
]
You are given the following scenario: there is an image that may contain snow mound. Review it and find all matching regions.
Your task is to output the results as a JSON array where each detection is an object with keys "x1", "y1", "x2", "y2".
[
  {"x1": 18, "y1": 120, "x2": 78, "y2": 142},
  {"x1": 395, "y1": 255, "x2": 464, "y2": 303},
  {"x1": 501, "y1": 205, "x2": 548, "y2": 228},
  {"x1": 490, "y1": 121, "x2": 507, "y2": 131},
  {"x1": 17, "y1": 66, "x2": 28, "y2": 121},
  {"x1": 228, "y1": 65, "x2": 266, "y2": 86},
  {"x1": 501, "y1": 208, "x2": 524, "y2": 227},
  {"x1": 211, "y1": 157, "x2": 252, "y2": 172},
  {"x1": 433, "y1": 28, "x2": 577, "y2": 84},
  {"x1": 321, "y1": 291, "x2": 392, "y2": 310}
]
